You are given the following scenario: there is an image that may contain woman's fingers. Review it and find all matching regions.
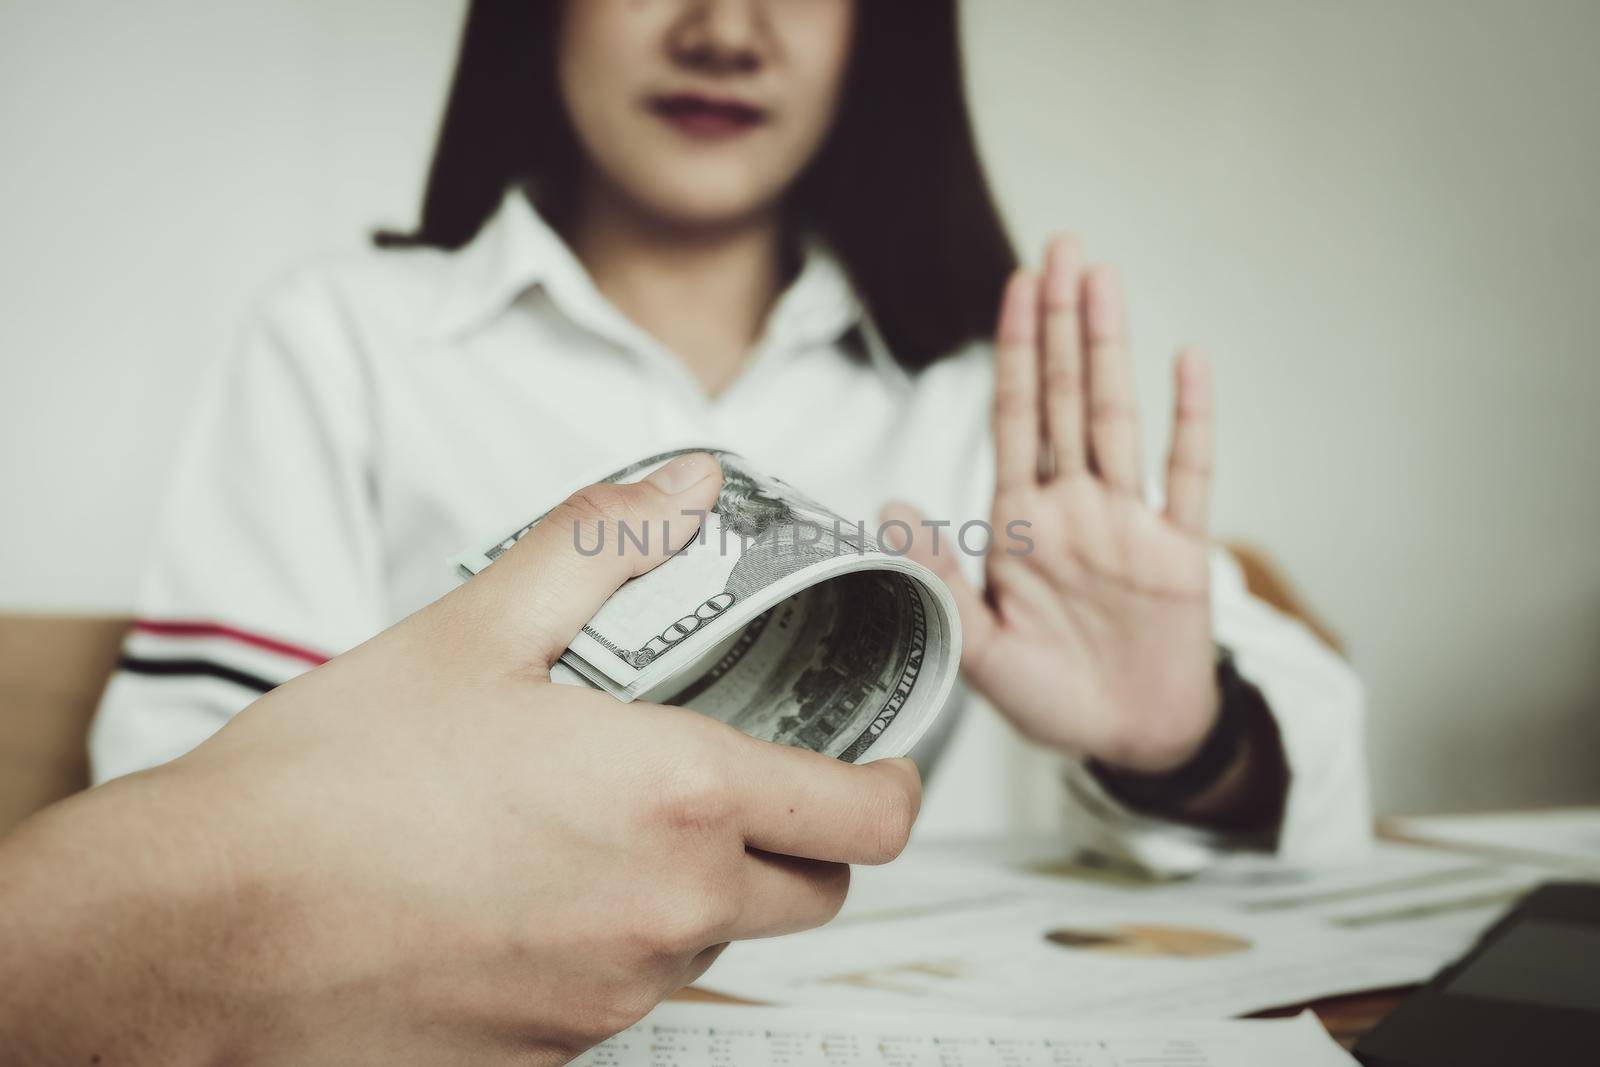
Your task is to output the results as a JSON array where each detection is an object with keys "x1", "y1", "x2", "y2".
[
  {"x1": 1164, "y1": 347, "x2": 1214, "y2": 536},
  {"x1": 731, "y1": 852, "x2": 851, "y2": 940},
  {"x1": 1041, "y1": 235, "x2": 1087, "y2": 479},
  {"x1": 1083, "y1": 265, "x2": 1144, "y2": 494},
  {"x1": 993, "y1": 270, "x2": 1042, "y2": 493}
]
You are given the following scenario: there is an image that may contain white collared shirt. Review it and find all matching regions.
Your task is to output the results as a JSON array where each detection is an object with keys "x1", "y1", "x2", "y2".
[{"x1": 90, "y1": 189, "x2": 1371, "y2": 873}]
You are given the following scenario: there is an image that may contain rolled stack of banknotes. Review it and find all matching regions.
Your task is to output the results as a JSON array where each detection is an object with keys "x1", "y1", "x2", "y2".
[{"x1": 454, "y1": 449, "x2": 960, "y2": 762}]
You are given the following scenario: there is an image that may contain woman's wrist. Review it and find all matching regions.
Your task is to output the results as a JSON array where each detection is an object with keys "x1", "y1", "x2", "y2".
[{"x1": 1087, "y1": 649, "x2": 1291, "y2": 835}]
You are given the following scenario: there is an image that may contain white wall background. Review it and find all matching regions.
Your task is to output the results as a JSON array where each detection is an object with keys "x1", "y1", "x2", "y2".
[{"x1": 3, "y1": 1, "x2": 1597, "y2": 820}]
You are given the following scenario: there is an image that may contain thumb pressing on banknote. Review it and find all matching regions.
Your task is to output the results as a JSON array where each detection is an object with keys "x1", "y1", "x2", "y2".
[{"x1": 453, "y1": 450, "x2": 724, "y2": 674}]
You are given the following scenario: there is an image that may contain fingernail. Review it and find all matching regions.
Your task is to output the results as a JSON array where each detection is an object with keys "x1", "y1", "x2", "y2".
[{"x1": 647, "y1": 453, "x2": 719, "y2": 494}]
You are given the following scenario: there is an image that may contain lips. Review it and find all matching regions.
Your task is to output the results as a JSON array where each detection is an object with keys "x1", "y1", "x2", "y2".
[{"x1": 648, "y1": 93, "x2": 768, "y2": 139}]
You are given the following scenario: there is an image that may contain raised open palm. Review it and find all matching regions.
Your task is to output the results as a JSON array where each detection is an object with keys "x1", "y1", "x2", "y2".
[{"x1": 889, "y1": 236, "x2": 1218, "y2": 773}]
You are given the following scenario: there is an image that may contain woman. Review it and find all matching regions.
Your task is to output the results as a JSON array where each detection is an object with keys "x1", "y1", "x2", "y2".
[{"x1": 92, "y1": 0, "x2": 1368, "y2": 873}]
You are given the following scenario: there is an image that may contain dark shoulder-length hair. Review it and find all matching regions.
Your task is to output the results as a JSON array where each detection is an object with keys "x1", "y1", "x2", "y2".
[{"x1": 378, "y1": 0, "x2": 1016, "y2": 371}]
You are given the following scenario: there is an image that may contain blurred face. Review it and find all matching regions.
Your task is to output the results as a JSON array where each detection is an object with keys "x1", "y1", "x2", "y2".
[{"x1": 556, "y1": 0, "x2": 856, "y2": 226}]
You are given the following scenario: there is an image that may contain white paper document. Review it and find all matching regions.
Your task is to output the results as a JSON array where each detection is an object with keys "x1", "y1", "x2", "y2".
[
  {"x1": 571, "y1": 1001, "x2": 1358, "y2": 1066},
  {"x1": 698, "y1": 839, "x2": 1546, "y2": 1019},
  {"x1": 1386, "y1": 807, "x2": 1600, "y2": 873}
]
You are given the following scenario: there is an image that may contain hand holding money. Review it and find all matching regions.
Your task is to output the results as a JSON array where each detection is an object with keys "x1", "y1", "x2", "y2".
[
  {"x1": 0, "y1": 453, "x2": 921, "y2": 1067},
  {"x1": 456, "y1": 448, "x2": 962, "y2": 764}
]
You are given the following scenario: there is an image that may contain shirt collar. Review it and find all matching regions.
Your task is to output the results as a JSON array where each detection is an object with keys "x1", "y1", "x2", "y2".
[
  {"x1": 430, "y1": 187, "x2": 893, "y2": 379},
  {"x1": 430, "y1": 185, "x2": 586, "y2": 341}
]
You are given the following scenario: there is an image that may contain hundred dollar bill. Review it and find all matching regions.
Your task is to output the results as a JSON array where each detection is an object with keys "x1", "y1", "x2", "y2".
[{"x1": 452, "y1": 448, "x2": 961, "y2": 763}]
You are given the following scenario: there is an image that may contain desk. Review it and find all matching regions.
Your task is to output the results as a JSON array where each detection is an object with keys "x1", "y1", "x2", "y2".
[
  {"x1": 1252, "y1": 985, "x2": 1412, "y2": 1049},
  {"x1": 674, "y1": 982, "x2": 1415, "y2": 1051}
]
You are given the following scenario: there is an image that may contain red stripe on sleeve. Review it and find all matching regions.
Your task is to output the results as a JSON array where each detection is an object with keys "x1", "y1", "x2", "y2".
[{"x1": 132, "y1": 619, "x2": 330, "y2": 667}]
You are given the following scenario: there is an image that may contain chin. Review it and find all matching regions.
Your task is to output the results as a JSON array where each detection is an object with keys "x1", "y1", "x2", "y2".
[{"x1": 621, "y1": 169, "x2": 786, "y2": 231}]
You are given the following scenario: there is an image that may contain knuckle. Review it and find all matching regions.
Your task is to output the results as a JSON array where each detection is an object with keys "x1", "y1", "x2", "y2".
[
  {"x1": 1090, "y1": 402, "x2": 1138, "y2": 424},
  {"x1": 1043, "y1": 285, "x2": 1081, "y2": 313},
  {"x1": 647, "y1": 886, "x2": 739, "y2": 958},
  {"x1": 561, "y1": 482, "x2": 671, "y2": 568},
  {"x1": 992, "y1": 385, "x2": 1035, "y2": 419},
  {"x1": 564, "y1": 483, "x2": 625, "y2": 521},
  {"x1": 1042, "y1": 360, "x2": 1083, "y2": 393},
  {"x1": 650, "y1": 757, "x2": 736, "y2": 838},
  {"x1": 555, "y1": 487, "x2": 617, "y2": 551}
]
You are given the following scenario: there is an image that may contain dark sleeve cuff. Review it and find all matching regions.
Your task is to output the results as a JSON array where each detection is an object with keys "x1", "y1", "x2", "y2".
[{"x1": 1087, "y1": 647, "x2": 1290, "y2": 836}]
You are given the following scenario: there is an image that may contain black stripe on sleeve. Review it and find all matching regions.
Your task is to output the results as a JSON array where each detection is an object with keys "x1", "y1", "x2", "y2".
[{"x1": 117, "y1": 656, "x2": 278, "y2": 695}]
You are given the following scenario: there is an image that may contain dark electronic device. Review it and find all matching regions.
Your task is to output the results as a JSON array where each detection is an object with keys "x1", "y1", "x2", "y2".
[{"x1": 1355, "y1": 881, "x2": 1600, "y2": 1066}]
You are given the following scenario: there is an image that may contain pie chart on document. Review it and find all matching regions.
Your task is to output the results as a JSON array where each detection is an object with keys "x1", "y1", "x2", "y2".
[{"x1": 1043, "y1": 924, "x2": 1252, "y2": 958}]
